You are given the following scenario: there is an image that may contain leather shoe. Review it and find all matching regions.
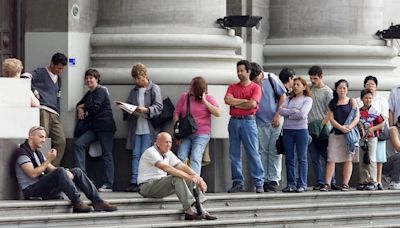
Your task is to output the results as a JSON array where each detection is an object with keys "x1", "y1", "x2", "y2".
[
  {"x1": 203, "y1": 213, "x2": 217, "y2": 220},
  {"x1": 125, "y1": 183, "x2": 140, "y2": 192},
  {"x1": 184, "y1": 213, "x2": 203, "y2": 220},
  {"x1": 92, "y1": 201, "x2": 118, "y2": 212},
  {"x1": 73, "y1": 202, "x2": 93, "y2": 213}
]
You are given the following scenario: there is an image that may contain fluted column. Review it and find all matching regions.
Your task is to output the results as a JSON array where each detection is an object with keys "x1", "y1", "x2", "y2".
[
  {"x1": 91, "y1": 0, "x2": 242, "y2": 85},
  {"x1": 264, "y1": 0, "x2": 400, "y2": 90}
]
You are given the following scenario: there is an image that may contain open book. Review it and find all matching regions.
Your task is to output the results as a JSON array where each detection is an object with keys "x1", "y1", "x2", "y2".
[{"x1": 114, "y1": 101, "x2": 138, "y2": 114}]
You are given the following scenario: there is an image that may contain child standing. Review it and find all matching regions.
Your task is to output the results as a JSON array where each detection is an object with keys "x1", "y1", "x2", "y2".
[{"x1": 357, "y1": 89, "x2": 384, "y2": 191}]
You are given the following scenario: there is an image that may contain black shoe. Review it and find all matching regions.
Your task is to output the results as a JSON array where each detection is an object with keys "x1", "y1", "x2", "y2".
[
  {"x1": 331, "y1": 183, "x2": 341, "y2": 190},
  {"x1": 356, "y1": 184, "x2": 366, "y2": 190},
  {"x1": 313, "y1": 183, "x2": 324, "y2": 190},
  {"x1": 255, "y1": 186, "x2": 264, "y2": 193},
  {"x1": 364, "y1": 183, "x2": 376, "y2": 191},
  {"x1": 267, "y1": 181, "x2": 278, "y2": 192},
  {"x1": 377, "y1": 183, "x2": 384, "y2": 190},
  {"x1": 263, "y1": 182, "x2": 270, "y2": 192},
  {"x1": 202, "y1": 213, "x2": 218, "y2": 220},
  {"x1": 125, "y1": 183, "x2": 140, "y2": 192},
  {"x1": 227, "y1": 184, "x2": 243, "y2": 193},
  {"x1": 282, "y1": 186, "x2": 296, "y2": 193}
]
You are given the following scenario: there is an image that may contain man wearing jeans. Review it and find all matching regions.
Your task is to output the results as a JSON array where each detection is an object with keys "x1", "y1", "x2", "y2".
[
  {"x1": 224, "y1": 60, "x2": 265, "y2": 193},
  {"x1": 13, "y1": 126, "x2": 117, "y2": 213},
  {"x1": 250, "y1": 62, "x2": 286, "y2": 192}
]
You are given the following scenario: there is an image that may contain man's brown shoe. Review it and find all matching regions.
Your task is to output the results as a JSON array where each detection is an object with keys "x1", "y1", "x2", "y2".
[
  {"x1": 184, "y1": 213, "x2": 203, "y2": 220},
  {"x1": 203, "y1": 213, "x2": 218, "y2": 220},
  {"x1": 73, "y1": 202, "x2": 93, "y2": 213},
  {"x1": 92, "y1": 201, "x2": 118, "y2": 212}
]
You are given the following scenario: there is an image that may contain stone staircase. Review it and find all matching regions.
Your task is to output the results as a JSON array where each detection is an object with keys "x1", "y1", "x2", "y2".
[{"x1": 1, "y1": 190, "x2": 400, "y2": 227}]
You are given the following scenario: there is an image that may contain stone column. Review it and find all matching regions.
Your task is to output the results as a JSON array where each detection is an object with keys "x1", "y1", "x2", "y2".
[
  {"x1": 92, "y1": 0, "x2": 243, "y2": 192},
  {"x1": 264, "y1": 0, "x2": 400, "y2": 91}
]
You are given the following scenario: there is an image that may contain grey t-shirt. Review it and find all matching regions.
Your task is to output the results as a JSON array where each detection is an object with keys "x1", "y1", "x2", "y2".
[
  {"x1": 308, "y1": 84, "x2": 333, "y2": 123},
  {"x1": 15, "y1": 154, "x2": 43, "y2": 190}
]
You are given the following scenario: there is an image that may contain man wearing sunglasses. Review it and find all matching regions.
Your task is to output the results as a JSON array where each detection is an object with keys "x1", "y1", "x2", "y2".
[{"x1": 12, "y1": 126, "x2": 118, "y2": 213}]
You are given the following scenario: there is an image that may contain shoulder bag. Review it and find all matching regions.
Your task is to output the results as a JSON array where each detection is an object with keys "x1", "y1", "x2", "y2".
[{"x1": 173, "y1": 94, "x2": 198, "y2": 139}]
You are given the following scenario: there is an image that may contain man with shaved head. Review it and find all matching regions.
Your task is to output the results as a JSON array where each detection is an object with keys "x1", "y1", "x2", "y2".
[
  {"x1": 138, "y1": 132, "x2": 217, "y2": 221},
  {"x1": 12, "y1": 126, "x2": 117, "y2": 213}
]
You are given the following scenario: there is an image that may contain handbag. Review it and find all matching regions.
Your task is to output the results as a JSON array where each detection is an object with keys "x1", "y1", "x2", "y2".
[
  {"x1": 378, "y1": 122, "x2": 390, "y2": 141},
  {"x1": 276, "y1": 130, "x2": 285, "y2": 155},
  {"x1": 173, "y1": 94, "x2": 198, "y2": 139},
  {"x1": 151, "y1": 97, "x2": 175, "y2": 129}
]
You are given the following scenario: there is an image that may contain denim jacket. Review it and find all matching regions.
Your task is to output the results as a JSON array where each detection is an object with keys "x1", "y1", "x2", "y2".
[{"x1": 344, "y1": 107, "x2": 360, "y2": 155}]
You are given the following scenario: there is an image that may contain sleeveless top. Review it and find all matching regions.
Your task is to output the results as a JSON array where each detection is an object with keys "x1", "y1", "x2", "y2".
[{"x1": 333, "y1": 99, "x2": 352, "y2": 135}]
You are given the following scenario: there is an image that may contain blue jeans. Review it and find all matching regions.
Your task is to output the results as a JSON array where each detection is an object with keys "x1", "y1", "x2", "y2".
[
  {"x1": 228, "y1": 118, "x2": 264, "y2": 188},
  {"x1": 131, "y1": 134, "x2": 152, "y2": 184},
  {"x1": 283, "y1": 129, "x2": 309, "y2": 188},
  {"x1": 309, "y1": 139, "x2": 336, "y2": 185},
  {"x1": 74, "y1": 129, "x2": 115, "y2": 187},
  {"x1": 177, "y1": 134, "x2": 210, "y2": 175},
  {"x1": 257, "y1": 121, "x2": 283, "y2": 183},
  {"x1": 23, "y1": 168, "x2": 102, "y2": 205}
]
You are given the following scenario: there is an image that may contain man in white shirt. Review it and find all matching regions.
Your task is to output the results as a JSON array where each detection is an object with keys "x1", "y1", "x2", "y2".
[{"x1": 138, "y1": 132, "x2": 217, "y2": 221}]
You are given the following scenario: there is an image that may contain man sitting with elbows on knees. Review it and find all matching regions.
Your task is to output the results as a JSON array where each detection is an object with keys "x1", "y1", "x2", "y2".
[
  {"x1": 12, "y1": 126, "x2": 117, "y2": 213},
  {"x1": 138, "y1": 132, "x2": 217, "y2": 220}
]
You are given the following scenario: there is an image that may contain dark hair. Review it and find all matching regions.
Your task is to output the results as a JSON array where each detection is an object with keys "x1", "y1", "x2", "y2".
[
  {"x1": 308, "y1": 65, "x2": 323, "y2": 77},
  {"x1": 290, "y1": 76, "x2": 313, "y2": 98},
  {"x1": 190, "y1": 76, "x2": 207, "y2": 101},
  {"x1": 51, "y1": 53, "x2": 67, "y2": 66},
  {"x1": 328, "y1": 79, "x2": 349, "y2": 111},
  {"x1": 250, "y1": 62, "x2": 263, "y2": 81},
  {"x1": 363, "y1": 75, "x2": 378, "y2": 87},
  {"x1": 397, "y1": 115, "x2": 400, "y2": 124},
  {"x1": 85, "y1": 68, "x2": 101, "y2": 83},
  {"x1": 279, "y1": 67, "x2": 295, "y2": 83},
  {"x1": 236, "y1": 60, "x2": 251, "y2": 72},
  {"x1": 360, "y1": 88, "x2": 373, "y2": 98}
]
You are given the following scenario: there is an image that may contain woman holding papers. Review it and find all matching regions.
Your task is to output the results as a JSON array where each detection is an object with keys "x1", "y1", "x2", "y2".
[
  {"x1": 123, "y1": 63, "x2": 163, "y2": 192},
  {"x1": 74, "y1": 69, "x2": 116, "y2": 192},
  {"x1": 173, "y1": 76, "x2": 220, "y2": 175}
]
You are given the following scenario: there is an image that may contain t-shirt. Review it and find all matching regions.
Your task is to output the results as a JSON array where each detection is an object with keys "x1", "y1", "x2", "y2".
[
  {"x1": 308, "y1": 84, "x2": 333, "y2": 123},
  {"x1": 389, "y1": 86, "x2": 400, "y2": 122},
  {"x1": 360, "y1": 106, "x2": 384, "y2": 138},
  {"x1": 173, "y1": 92, "x2": 219, "y2": 135},
  {"x1": 225, "y1": 82, "x2": 261, "y2": 116},
  {"x1": 356, "y1": 93, "x2": 389, "y2": 118},
  {"x1": 15, "y1": 153, "x2": 44, "y2": 190},
  {"x1": 137, "y1": 146, "x2": 182, "y2": 184},
  {"x1": 256, "y1": 72, "x2": 286, "y2": 125}
]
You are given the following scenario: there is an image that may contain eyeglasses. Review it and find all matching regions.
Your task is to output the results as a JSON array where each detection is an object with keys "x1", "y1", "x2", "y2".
[{"x1": 29, "y1": 126, "x2": 45, "y2": 134}]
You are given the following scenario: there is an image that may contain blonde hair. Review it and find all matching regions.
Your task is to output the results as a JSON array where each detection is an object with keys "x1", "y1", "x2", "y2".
[
  {"x1": 2, "y1": 58, "x2": 23, "y2": 77},
  {"x1": 131, "y1": 63, "x2": 148, "y2": 79}
]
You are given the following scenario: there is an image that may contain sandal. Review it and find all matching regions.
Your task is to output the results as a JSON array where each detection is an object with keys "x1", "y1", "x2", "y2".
[
  {"x1": 319, "y1": 184, "x2": 330, "y2": 192},
  {"x1": 340, "y1": 184, "x2": 349, "y2": 192}
]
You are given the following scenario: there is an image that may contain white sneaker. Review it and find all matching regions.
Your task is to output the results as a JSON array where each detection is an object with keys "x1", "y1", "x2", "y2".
[
  {"x1": 389, "y1": 181, "x2": 400, "y2": 190},
  {"x1": 98, "y1": 185, "x2": 113, "y2": 192}
]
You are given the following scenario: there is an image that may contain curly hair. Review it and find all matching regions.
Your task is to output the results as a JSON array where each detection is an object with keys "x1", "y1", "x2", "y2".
[
  {"x1": 131, "y1": 63, "x2": 148, "y2": 79},
  {"x1": 2, "y1": 58, "x2": 23, "y2": 77}
]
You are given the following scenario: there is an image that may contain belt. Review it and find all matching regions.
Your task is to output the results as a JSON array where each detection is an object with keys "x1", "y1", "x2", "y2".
[{"x1": 231, "y1": 115, "x2": 255, "y2": 120}]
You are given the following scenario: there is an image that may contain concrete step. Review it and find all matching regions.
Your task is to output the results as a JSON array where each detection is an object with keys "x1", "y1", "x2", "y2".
[{"x1": 0, "y1": 190, "x2": 400, "y2": 227}]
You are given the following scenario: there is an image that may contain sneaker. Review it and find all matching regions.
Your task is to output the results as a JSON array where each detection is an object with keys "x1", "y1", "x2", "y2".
[
  {"x1": 227, "y1": 184, "x2": 243, "y2": 193},
  {"x1": 364, "y1": 183, "x2": 376, "y2": 191},
  {"x1": 125, "y1": 183, "x2": 140, "y2": 192},
  {"x1": 92, "y1": 201, "x2": 118, "y2": 212},
  {"x1": 282, "y1": 186, "x2": 296, "y2": 193},
  {"x1": 377, "y1": 183, "x2": 384, "y2": 190},
  {"x1": 389, "y1": 181, "x2": 400, "y2": 190},
  {"x1": 313, "y1": 183, "x2": 324, "y2": 190},
  {"x1": 73, "y1": 202, "x2": 93, "y2": 213},
  {"x1": 295, "y1": 187, "x2": 306, "y2": 193},
  {"x1": 356, "y1": 183, "x2": 366, "y2": 190},
  {"x1": 267, "y1": 181, "x2": 278, "y2": 192},
  {"x1": 255, "y1": 186, "x2": 264, "y2": 193},
  {"x1": 98, "y1": 185, "x2": 113, "y2": 192},
  {"x1": 331, "y1": 183, "x2": 341, "y2": 190}
]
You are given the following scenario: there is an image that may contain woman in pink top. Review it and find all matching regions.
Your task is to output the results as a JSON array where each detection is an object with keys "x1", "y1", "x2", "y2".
[{"x1": 173, "y1": 76, "x2": 220, "y2": 175}]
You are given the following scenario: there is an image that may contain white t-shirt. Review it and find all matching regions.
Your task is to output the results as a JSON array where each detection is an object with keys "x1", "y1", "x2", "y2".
[{"x1": 137, "y1": 146, "x2": 182, "y2": 184}]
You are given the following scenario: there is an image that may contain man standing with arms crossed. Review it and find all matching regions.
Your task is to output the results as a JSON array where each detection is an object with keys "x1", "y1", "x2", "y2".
[
  {"x1": 225, "y1": 60, "x2": 265, "y2": 193},
  {"x1": 30, "y1": 53, "x2": 67, "y2": 166},
  {"x1": 250, "y1": 62, "x2": 286, "y2": 192}
]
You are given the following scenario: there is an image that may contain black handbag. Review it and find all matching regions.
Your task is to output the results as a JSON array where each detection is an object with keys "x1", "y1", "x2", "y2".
[
  {"x1": 276, "y1": 130, "x2": 285, "y2": 155},
  {"x1": 173, "y1": 94, "x2": 197, "y2": 139},
  {"x1": 151, "y1": 97, "x2": 175, "y2": 129}
]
